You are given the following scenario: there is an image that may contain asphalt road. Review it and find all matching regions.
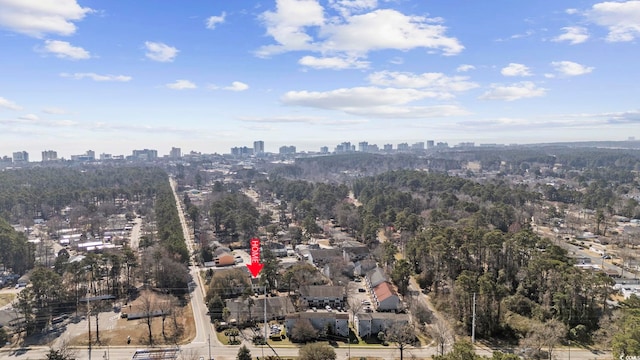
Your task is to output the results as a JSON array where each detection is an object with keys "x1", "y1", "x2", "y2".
[{"x1": 0, "y1": 341, "x2": 612, "y2": 360}]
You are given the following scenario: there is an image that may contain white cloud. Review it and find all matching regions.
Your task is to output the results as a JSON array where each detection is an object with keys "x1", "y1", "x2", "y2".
[
  {"x1": 299, "y1": 55, "x2": 369, "y2": 69},
  {"x1": 165, "y1": 80, "x2": 197, "y2": 90},
  {"x1": 206, "y1": 12, "x2": 226, "y2": 29},
  {"x1": 344, "y1": 104, "x2": 469, "y2": 118},
  {"x1": 566, "y1": 8, "x2": 579, "y2": 15},
  {"x1": 144, "y1": 41, "x2": 179, "y2": 62},
  {"x1": 224, "y1": 81, "x2": 249, "y2": 91},
  {"x1": 479, "y1": 82, "x2": 546, "y2": 101},
  {"x1": 329, "y1": 0, "x2": 378, "y2": 17},
  {"x1": 550, "y1": 61, "x2": 594, "y2": 76},
  {"x1": 552, "y1": 26, "x2": 589, "y2": 44},
  {"x1": 283, "y1": 87, "x2": 439, "y2": 109},
  {"x1": 19, "y1": 113, "x2": 39, "y2": 121},
  {"x1": 318, "y1": 9, "x2": 463, "y2": 56},
  {"x1": 0, "y1": 96, "x2": 22, "y2": 110},
  {"x1": 501, "y1": 63, "x2": 532, "y2": 77},
  {"x1": 587, "y1": 1, "x2": 640, "y2": 42},
  {"x1": 281, "y1": 88, "x2": 470, "y2": 118},
  {"x1": 237, "y1": 115, "x2": 367, "y2": 125},
  {"x1": 42, "y1": 107, "x2": 67, "y2": 115},
  {"x1": 280, "y1": 86, "x2": 470, "y2": 118},
  {"x1": 389, "y1": 57, "x2": 404, "y2": 65},
  {"x1": 257, "y1": 0, "x2": 325, "y2": 56},
  {"x1": 456, "y1": 64, "x2": 475, "y2": 72},
  {"x1": 0, "y1": 0, "x2": 92, "y2": 37},
  {"x1": 60, "y1": 72, "x2": 132, "y2": 82},
  {"x1": 42, "y1": 40, "x2": 91, "y2": 60},
  {"x1": 257, "y1": 2, "x2": 463, "y2": 58},
  {"x1": 367, "y1": 71, "x2": 478, "y2": 96}
]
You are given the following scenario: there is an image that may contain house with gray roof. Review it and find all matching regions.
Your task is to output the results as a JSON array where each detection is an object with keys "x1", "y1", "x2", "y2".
[
  {"x1": 308, "y1": 248, "x2": 342, "y2": 267},
  {"x1": 285, "y1": 312, "x2": 349, "y2": 338},
  {"x1": 365, "y1": 267, "x2": 388, "y2": 289},
  {"x1": 341, "y1": 241, "x2": 370, "y2": 262},
  {"x1": 225, "y1": 296, "x2": 295, "y2": 325},
  {"x1": 354, "y1": 259, "x2": 377, "y2": 277},
  {"x1": 299, "y1": 285, "x2": 346, "y2": 309},
  {"x1": 354, "y1": 312, "x2": 410, "y2": 338}
]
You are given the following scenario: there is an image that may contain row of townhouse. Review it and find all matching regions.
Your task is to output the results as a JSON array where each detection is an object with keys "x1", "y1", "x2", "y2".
[
  {"x1": 365, "y1": 267, "x2": 402, "y2": 312},
  {"x1": 283, "y1": 311, "x2": 410, "y2": 339}
]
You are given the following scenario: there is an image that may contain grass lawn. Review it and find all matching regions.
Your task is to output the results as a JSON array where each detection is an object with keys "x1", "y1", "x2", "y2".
[{"x1": 0, "y1": 293, "x2": 15, "y2": 308}]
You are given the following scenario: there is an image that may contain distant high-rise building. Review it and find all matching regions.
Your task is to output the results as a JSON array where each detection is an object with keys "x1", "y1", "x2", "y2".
[
  {"x1": 12, "y1": 151, "x2": 29, "y2": 163},
  {"x1": 279, "y1": 145, "x2": 296, "y2": 155},
  {"x1": 397, "y1": 143, "x2": 409, "y2": 151},
  {"x1": 384, "y1": 144, "x2": 393, "y2": 152},
  {"x1": 170, "y1": 147, "x2": 181, "y2": 159},
  {"x1": 132, "y1": 149, "x2": 158, "y2": 161},
  {"x1": 71, "y1": 150, "x2": 95, "y2": 161},
  {"x1": 358, "y1": 141, "x2": 369, "y2": 152},
  {"x1": 253, "y1": 141, "x2": 265, "y2": 155},
  {"x1": 41, "y1": 150, "x2": 58, "y2": 162},
  {"x1": 231, "y1": 146, "x2": 253, "y2": 157},
  {"x1": 456, "y1": 142, "x2": 474, "y2": 148},
  {"x1": 100, "y1": 153, "x2": 112, "y2": 160},
  {"x1": 320, "y1": 146, "x2": 329, "y2": 154},
  {"x1": 426, "y1": 140, "x2": 435, "y2": 149},
  {"x1": 411, "y1": 142, "x2": 425, "y2": 151},
  {"x1": 335, "y1": 142, "x2": 352, "y2": 153}
]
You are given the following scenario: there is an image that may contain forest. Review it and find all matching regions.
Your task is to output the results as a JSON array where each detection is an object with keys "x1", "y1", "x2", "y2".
[
  {"x1": 0, "y1": 166, "x2": 190, "y2": 337},
  {"x1": 245, "y1": 167, "x2": 634, "y2": 353}
]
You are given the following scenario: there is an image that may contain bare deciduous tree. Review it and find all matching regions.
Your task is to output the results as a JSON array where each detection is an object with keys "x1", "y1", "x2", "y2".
[
  {"x1": 521, "y1": 319, "x2": 566, "y2": 360},
  {"x1": 138, "y1": 292, "x2": 156, "y2": 345},
  {"x1": 429, "y1": 318, "x2": 453, "y2": 356},
  {"x1": 386, "y1": 322, "x2": 417, "y2": 360}
]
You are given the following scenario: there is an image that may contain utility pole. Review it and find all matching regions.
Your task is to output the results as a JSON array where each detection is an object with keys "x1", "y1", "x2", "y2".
[
  {"x1": 208, "y1": 334, "x2": 211, "y2": 360},
  {"x1": 87, "y1": 297, "x2": 92, "y2": 360},
  {"x1": 471, "y1": 292, "x2": 476, "y2": 344},
  {"x1": 263, "y1": 285, "x2": 267, "y2": 359}
]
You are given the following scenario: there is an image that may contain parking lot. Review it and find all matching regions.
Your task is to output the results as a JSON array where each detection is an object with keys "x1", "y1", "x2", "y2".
[{"x1": 347, "y1": 277, "x2": 373, "y2": 312}]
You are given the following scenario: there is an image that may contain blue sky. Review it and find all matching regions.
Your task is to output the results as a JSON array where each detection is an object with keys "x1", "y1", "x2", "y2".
[{"x1": 1, "y1": 0, "x2": 639, "y2": 159}]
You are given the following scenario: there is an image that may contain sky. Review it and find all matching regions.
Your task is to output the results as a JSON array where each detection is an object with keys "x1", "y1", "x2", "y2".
[{"x1": 1, "y1": 0, "x2": 639, "y2": 159}]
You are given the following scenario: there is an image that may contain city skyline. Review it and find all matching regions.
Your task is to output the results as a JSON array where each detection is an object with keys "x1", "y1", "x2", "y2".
[{"x1": 1, "y1": 1, "x2": 639, "y2": 156}]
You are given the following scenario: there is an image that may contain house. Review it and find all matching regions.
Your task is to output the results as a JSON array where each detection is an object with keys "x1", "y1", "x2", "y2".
[
  {"x1": 250, "y1": 277, "x2": 265, "y2": 294},
  {"x1": 365, "y1": 267, "x2": 388, "y2": 289},
  {"x1": 17, "y1": 272, "x2": 31, "y2": 287},
  {"x1": 307, "y1": 249, "x2": 342, "y2": 267},
  {"x1": 341, "y1": 241, "x2": 370, "y2": 262},
  {"x1": 268, "y1": 242, "x2": 288, "y2": 257},
  {"x1": 225, "y1": 296, "x2": 295, "y2": 325},
  {"x1": 354, "y1": 259, "x2": 377, "y2": 277},
  {"x1": 372, "y1": 281, "x2": 401, "y2": 312},
  {"x1": 354, "y1": 312, "x2": 410, "y2": 338},
  {"x1": 299, "y1": 285, "x2": 346, "y2": 309},
  {"x1": 215, "y1": 252, "x2": 235, "y2": 267},
  {"x1": 285, "y1": 312, "x2": 349, "y2": 338}
]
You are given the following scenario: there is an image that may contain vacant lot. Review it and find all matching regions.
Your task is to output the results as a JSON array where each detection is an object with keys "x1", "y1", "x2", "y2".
[
  {"x1": 0, "y1": 293, "x2": 16, "y2": 308},
  {"x1": 70, "y1": 290, "x2": 195, "y2": 346}
]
